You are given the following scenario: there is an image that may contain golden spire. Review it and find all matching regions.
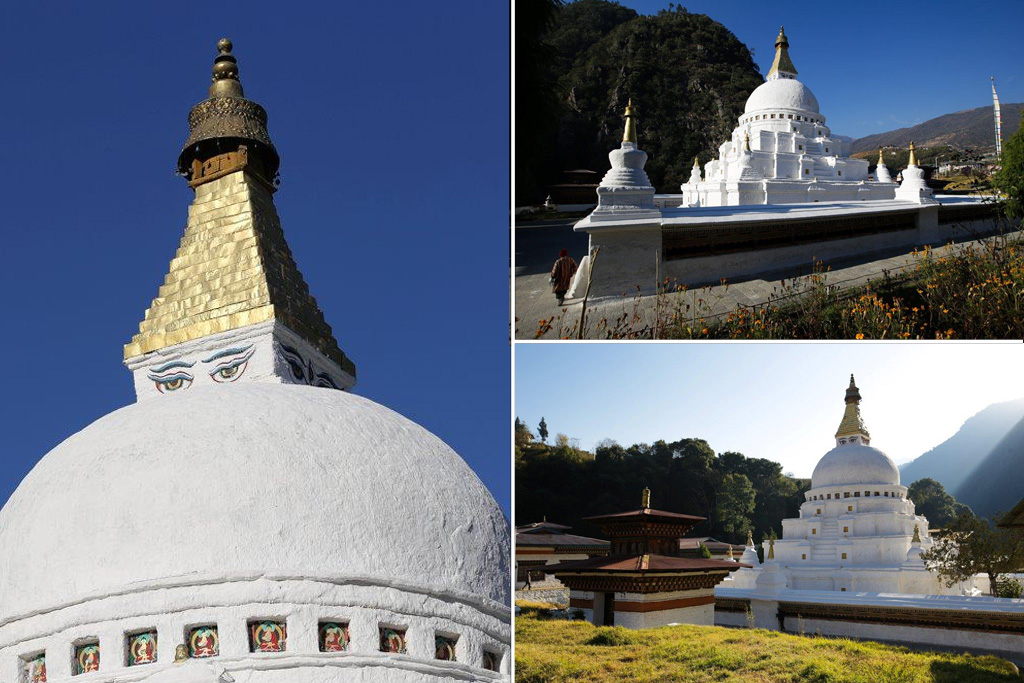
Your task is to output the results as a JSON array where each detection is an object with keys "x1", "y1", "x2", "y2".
[
  {"x1": 768, "y1": 537, "x2": 775, "y2": 560},
  {"x1": 693, "y1": 156, "x2": 700, "y2": 168},
  {"x1": 747, "y1": 529, "x2": 754, "y2": 546},
  {"x1": 641, "y1": 487, "x2": 651, "y2": 509},
  {"x1": 727, "y1": 545, "x2": 735, "y2": 560},
  {"x1": 743, "y1": 132, "x2": 751, "y2": 152},
  {"x1": 835, "y1": 374, "x2": 870, "y2": 440},
  {"x1": 912, "y1": 524, "x2": 921, "y2": 543},
  {"x1": 766, "y1": 26, "x2": 798, "y2": 80},
  {"x1": 878, "y1": 149, "x2": 885, "y2": 165},
  {"x1": 908, "y1": 141, "x2": 917, "y2": 166},
  {"x1": 623, "y1": 99, "x2": 638, "y2": 143}
]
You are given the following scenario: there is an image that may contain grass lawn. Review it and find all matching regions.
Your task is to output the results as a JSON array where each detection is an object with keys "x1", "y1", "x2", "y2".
[{"x1": 515, "y1": 613, "x2": 1022, "y2": 683}]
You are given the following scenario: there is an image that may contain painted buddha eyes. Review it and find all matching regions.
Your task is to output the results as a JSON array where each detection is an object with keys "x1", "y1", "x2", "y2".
[
  {"x1": 152, "y1": 373, "x2": 194, "y2": 393},
  {"x1": 208, "y1": 347, "x2": 255, "y2": 383},
  {"x1": 147, "y1": 345, "x2": 254, "y2": 392}
]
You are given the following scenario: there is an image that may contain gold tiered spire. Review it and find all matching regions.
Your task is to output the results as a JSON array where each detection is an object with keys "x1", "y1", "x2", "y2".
[
  {"x1": 835, "y1": 374, "x2": 870, "y2": 440},
  {"x1": 908, "y1": 141, "x2": 917, "y2": 166},
  {"x1": 623, "y1": 99, "x2": 638, "y2": 143},
  {"x1": 641, "y1": 487, "x2": 651, "y2": 509},
  {"x1": 766, "y1": 26, "x2": 798, "y2": 80},
  {"x1": 878, "y1": 149, "x2": 885, "y2": 165},
  {"x1": 124, "y1": 40, "x2": 355, "y2": 378}
]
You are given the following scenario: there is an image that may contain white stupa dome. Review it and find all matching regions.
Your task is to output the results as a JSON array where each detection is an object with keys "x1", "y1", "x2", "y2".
[
  {"x1": 744, "y1": 77, "x2": 820, "y2": 115},
  {"x1": 0, "y1": 383, "x2": 509, "y2": 620},
  {"x1": 811, "y1": 443, "x2": 900, "y2": 489}
]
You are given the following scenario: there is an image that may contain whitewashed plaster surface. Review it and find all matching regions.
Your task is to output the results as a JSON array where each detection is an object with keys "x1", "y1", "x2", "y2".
[{"x1": 0, "y1": 384, "x2": 510, "y2": 681}]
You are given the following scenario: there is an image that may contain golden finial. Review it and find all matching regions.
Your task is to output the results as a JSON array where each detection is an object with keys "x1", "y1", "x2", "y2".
[
  {"x1": 912, "y1": 524, "x2": 921, "y2": 543},
  {"x1": 878, "y1": 149, "x2": 884, "y2": 165},
  {"x1": 622, "y1": 99, "x2": 638, "y2": 143},
  {"x1": 908, "y1": 141, "x2": 917, "y2": 167},
  {"x1": 747, "y1": 529, "x2": 753, "y2": 546},
  {"x1": 174, "y1": 645, "x2": 189, "y2": 663},
  {"x1": 727, "y1": 545, "x2": 735, "y2": 560},
  {"x1": 743, "y1": 132, "x2": 751, "y2": 152},
  {"x1": 641, "y1": 487, "x2": 651, "y2": 509},
  {"x1": 767, "y1": 26, "x2": 797, "y2": 79},
  {"x1": 693, "y1": 156, "x2": 700, "y2": 168},
  {"x1": 768, "y1": 537, "x2": 775, "y2": 560}
]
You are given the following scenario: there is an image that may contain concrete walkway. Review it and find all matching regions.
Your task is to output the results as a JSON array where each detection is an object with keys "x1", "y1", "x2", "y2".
[{"x1": 514, "y1": 226, "x2": 1022, "y2": 339}]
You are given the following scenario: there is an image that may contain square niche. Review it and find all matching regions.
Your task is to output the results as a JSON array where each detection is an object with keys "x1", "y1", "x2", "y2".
[
  {"x1": 73, "y1": 642, "x2": 100, "y2": 675},
  {"x1": 482, "y1": 649, "x2": 502, "y2": 672},
  {"x1": 127, "y1": 632, "x2": 157, "y2": 666},
  {"x1": 22, "y1": 653, "x2": 46, "y2": 683},
  {"x1": 434, "y1": 634, "x2": 457, "y2": 661},
  {"x1": 379, "y1": 627, "x2": 407, "y2": 654},
  {"x1": 318, "y1": 622, "x2": 350, "y2": 652},
  {"x1": 187, "y1": 626, "x2": 219, "y2": 658},
  {"x1": 249, "y1": 620, "x2": 287, "y2": 653}
]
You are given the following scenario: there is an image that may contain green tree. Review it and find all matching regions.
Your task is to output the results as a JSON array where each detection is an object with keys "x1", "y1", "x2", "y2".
[
  {"x1": 538, "y1": 417, "x2": 549, "y2": 443},
  {"x1": 921, "y1": 513, "x2": 1024, "y2": 596},
  {"x1": 698, "y1": 542, "x2": 713, "y2": 559},
  {"x1": 994, "y1": 121, "x2": 1024, "y2": 217},
  {"x1": 907, "y1": 478, "x2": 973, "y2": 529},
  {"x1": 515, "y1": 418, "x2": 534, "y2": 448},
  {"x1": 717, "y1": 473, "x2": 756, "y2": 537}
]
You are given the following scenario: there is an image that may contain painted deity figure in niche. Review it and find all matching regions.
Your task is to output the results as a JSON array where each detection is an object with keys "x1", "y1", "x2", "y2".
[
  {"x1": 435, "y1": 636, "x2": 456, "y2": 661},
  {"x1": 319, "y1": 623, "x2": 349, "y2": 652},
  {"x1": 26, "y1": 656, "x2": 46, "y2": 683},
  {"x1": 77, "y1": 645, "x2": 100, "y2": 674},
  {"x1": 379, "y1": 628, "x2": 406, "y2": 654},
  {"x1": 189, "y1": 627, "x2": 219, "y2": 658},
  {"x1": 129, "y1": 633, "x2": 157, "y2": 665},
  {"x1": 251, "y1": 622, "x2": 285, "y2": 652}
]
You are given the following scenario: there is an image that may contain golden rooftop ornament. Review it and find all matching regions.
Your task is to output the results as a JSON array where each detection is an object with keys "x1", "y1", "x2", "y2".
[
  {"x1": 727, "y1": 545, "x2": 735, "y2": 560},
  {"x1": 743, "y1": 132, "x2": 751, "y2": 152},
  {"x1": 878, "y1": 149, "x2": 885, "y2": 165},
  {"x1": 124, "y1": 39, "x2": 355, "y2": 378},
  {"x1": 693, "y1": 156, "x2": 699, "y2": 168},
  {"x1": 912, "y1": 524, "x2": 921, "y2": 543},
  {"x1": 641, "y1": 487, "x2": 651, "y2": 509},
  {"x1": 767, "y1": 26, "x2": 798, "y2": 79},
  {"x1": 835, "y1": 374, "x2": 870, "y2": 440},
  {"x1": 908, "y1": 141, "x2": 917, "y2": 166},
  {"x1": 747, "y1": 528, "x2": 753, "y2": 546},
  {"x1": 768, "y1": 536, "x2": 775, "y2": 560},
  {"x1": 623, "y1": 99, "x2": 638, "y2": 143}
]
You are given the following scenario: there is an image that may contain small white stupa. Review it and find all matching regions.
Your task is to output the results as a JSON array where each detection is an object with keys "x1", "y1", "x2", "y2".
[
  {"x1": 894, "y1": 142, "x2": 938, "y2": 204},
  {"x1": 591, "y1": 100, "x2": 659, "y2": 220},
  {"x1": 875, "y1": 149, "x2": 893, "y2": 184}
]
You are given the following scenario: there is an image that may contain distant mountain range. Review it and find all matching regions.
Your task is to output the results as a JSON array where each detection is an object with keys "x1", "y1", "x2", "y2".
[
  {"x1": 850, "y1": 103, "x2": 1023, "y2": 155},
  {"x1": 899, "y1": 397, "x2": 1024, "y2": 519}
]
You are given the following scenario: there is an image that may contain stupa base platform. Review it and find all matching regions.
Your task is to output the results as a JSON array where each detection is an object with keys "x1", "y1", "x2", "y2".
[{"x1": 574, "y1": 196, "x2": 1001, "y2": 300}]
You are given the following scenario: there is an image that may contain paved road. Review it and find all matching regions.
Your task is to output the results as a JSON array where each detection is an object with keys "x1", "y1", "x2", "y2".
[{"x1": 513, "y1": 218, "x2": 589, "y2": 277}]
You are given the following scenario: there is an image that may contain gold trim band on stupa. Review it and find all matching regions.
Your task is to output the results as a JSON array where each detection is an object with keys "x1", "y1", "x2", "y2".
[
  {"x1": 766, "y1": 26, "x2": 798, "y2": 79},
  {"x1": 835, "y1": 374, "x2": 869, "y2": 439}
]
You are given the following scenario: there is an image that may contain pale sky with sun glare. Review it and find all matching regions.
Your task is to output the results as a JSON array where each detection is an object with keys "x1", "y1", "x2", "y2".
[{"x1": 515, "y1": 343, "x2": 1024, "y2": 478}]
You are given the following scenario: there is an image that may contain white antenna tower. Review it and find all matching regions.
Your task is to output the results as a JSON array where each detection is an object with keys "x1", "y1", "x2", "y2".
[{"x1": 991, "y1": 76, "x2": 1002, "y2": 159}]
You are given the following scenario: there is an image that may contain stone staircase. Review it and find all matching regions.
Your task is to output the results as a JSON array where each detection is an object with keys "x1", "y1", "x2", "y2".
[{"x1": 810, "y1": 518, "x2": 839, "y2": 563}]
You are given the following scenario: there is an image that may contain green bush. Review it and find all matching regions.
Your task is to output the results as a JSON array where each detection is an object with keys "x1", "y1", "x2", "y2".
[{"x1": 995, "y1": 577, "x2": 1023, "y2": 599}]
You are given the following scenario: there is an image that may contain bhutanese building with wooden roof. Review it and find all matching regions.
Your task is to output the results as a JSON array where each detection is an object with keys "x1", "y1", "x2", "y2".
[
  {"x1": 515, "y1": 521, "x2": 610, "y2": 588},
  {"x1": 550, "y1": 489, "x2": 748, "y2": 629}
]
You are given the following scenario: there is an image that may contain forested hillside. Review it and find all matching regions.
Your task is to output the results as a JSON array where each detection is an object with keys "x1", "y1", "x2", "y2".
[
  {"x1": 514, "y1": 419, "x2": 808, "y2": 544},
  {"x1": 517, "y1": 0, "x2": 764, "y2": 203}
]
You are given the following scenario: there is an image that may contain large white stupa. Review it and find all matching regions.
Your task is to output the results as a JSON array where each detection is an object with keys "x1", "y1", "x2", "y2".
[
  {"x1": 680, "y1": 27, "x2": 897, "y2": 206},
  {"x1": 0, "y1": 39, "x2": 509, "y2": 683},
  {"x1": 752, "y1": 376, "x2": 956, "y2": 595}
]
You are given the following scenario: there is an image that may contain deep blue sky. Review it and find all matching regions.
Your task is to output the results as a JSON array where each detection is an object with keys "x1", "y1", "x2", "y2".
[
  {"x1": 614, "y1": 0, "x2": 1024, "y2": 139},
  {"x1": 516, "y1": 343, "x2": 1024, "y2": 478},
  {"x1": 0, "y1": 3, "x2": 509, "y2": 512}
]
